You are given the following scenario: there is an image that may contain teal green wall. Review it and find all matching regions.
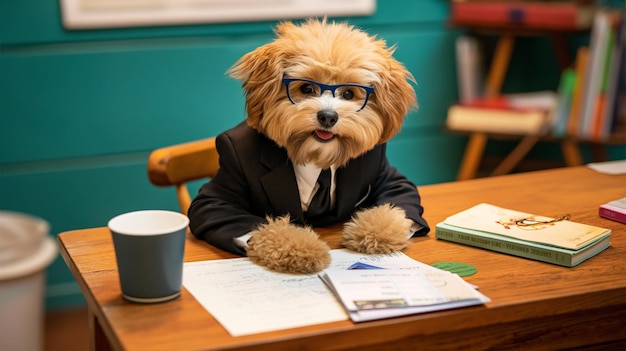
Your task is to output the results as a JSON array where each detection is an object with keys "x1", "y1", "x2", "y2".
[
  {"x1": 1, "y1": 1, "x2": 623, "y2": 309},
  {"x1": 0, "y1": 1, "x2": 464, "y2": 309}
]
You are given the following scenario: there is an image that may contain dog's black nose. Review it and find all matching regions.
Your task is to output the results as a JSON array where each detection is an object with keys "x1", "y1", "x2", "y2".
[{"x1": 317, "y1": 110, "x2": 338, "y2": 128}]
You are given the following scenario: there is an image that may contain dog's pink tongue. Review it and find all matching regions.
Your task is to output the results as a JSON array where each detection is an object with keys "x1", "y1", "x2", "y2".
[{"x1": 315, "y1": 130, "x2": 334, "y2": 140}]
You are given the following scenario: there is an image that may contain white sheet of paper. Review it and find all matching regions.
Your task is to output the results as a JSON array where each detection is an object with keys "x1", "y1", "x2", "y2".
[
  {"x1": 182, "y1": 249, "x2": 434, "y2": 336},
  {"x1": 587, "y1": 160, "x2": 626, "y2": 175},
  {"x1": 182, "y1": 256, "x2": 345, "y2": 336}
]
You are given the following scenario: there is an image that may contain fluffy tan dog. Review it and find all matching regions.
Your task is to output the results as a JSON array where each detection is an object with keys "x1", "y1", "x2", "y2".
[{"x1": 188, "y1": 18, "x2": 429, "y2": 274}]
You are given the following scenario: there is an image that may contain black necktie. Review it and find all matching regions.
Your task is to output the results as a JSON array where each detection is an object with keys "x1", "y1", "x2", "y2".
[{"x1": 307, "y1": 168, "x2": 331, "y2": 218}]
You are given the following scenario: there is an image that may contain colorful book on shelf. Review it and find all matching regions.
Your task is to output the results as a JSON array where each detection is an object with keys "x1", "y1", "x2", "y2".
[
  {"x1": 455, "y1": 35, "x2": 484, "y2": 102},
  {"x1": 446, "y1": 91, "x2": 557, "y2": 135},
  {"x1": 552, "y1": 68, "x2": 577, "y2": 137},
  {"x1": 567, "y1": 46, "x2": 590, "y2": 137},
  {"x1": 435, "y1": 203, "x2": 612, "y2": 267},
  {"x1": 596, "y1": 14, "x2": 625, "y2": 140},
  {"x1": 589, "y1": 26, "x2": 615, "y2": 139},
  {"x1": 599, "y1": 197, "x2": 626, "y2": 224},
  {"x1": 616, "y1": 17, "x2": 626, "y2": 135},
  {"x1": 578, "y1": 11, "x2": 610, "y2": 139},
  {"x1": 450, "y1": 1, "x2": 595, "y2": 30}
]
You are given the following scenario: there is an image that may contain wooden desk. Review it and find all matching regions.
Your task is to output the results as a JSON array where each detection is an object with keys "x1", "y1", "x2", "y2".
[{"x1": 58, "y1": 166, "x2": 626, "y2": 351}]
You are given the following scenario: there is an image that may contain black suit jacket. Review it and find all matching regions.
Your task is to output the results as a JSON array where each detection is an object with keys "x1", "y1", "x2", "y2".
[{"x1": 188, "y1": 122, "x2": 430, "y2": 256}]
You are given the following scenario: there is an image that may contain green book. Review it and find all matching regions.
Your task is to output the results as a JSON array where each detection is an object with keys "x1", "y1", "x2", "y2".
[
  {"x1": 552, "y1": 68, "x2": 577, "y2": 137},
  {"x1": 435, "y1": 222, "x2": 611, "y2": 267}
]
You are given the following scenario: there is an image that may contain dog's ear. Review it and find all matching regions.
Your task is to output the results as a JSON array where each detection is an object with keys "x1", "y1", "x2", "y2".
[
  {"x1": 228, "y1": 44, "x2": 285, "y2": 129},
  {"x1": 372, "y1": 47, "x2": 417, "y2": 143},
  {"x1": 229, "y1": 23, "x2": 299, "y2": 129}
]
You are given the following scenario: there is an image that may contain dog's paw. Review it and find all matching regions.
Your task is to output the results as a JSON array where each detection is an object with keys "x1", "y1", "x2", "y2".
[
  {"x1": 342, "y1": 204, "x2": 413, "y2": 254},
  {"x1": 247, "y1": 215, "x2": 331, "y2": 274}
]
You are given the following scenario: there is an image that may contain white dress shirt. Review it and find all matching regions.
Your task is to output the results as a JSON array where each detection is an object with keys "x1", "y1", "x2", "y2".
[{"x1": 293, "y1": 163, "x2": 337, "y2": 212}]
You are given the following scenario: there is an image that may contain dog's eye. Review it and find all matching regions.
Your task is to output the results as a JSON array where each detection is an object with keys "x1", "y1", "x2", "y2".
[
  {"x1": 299, "y1": 84, "x2": 316, "y2": 96},
  {"x1": 341, "y1": 89, "x2": 355, "y2": 100}
]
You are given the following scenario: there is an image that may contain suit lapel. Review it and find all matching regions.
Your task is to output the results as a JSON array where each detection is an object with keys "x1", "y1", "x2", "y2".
[
  {"x1": 335, "y1": 155, "x2": 369, "y2": 217},
  {"x1": 258, "y1": 138, "x2": 306, "y2": 223}
]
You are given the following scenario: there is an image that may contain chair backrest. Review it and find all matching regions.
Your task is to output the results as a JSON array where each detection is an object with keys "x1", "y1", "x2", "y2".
[{"x1": 147, "y1": 137, "x2": 219, "y2": 215}]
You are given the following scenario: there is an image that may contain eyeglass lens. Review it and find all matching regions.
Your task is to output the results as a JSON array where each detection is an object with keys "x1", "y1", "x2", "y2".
[{"x1": 286, "y1": 80, "x2": 369, "y2": 105}]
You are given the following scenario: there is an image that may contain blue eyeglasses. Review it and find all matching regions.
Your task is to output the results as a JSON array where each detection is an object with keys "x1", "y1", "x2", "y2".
[{"x1": 282, "y1": 77, "x2": 375, "y2": 112}]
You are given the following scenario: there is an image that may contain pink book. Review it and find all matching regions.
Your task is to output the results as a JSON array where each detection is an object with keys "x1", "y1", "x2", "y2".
[{"x1": 599, "y1": 203, "x2": 626, "y2": 225}]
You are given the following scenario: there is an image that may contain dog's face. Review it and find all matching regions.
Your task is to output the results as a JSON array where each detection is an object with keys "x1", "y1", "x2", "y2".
[{"x1": 229, "y1": 19, "x2": 416, "y2": 169}]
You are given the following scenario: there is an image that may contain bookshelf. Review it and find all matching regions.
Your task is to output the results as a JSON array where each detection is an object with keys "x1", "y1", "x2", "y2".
[{"x1": 447, "y1": 1, "x2": 625, "y2": 180}]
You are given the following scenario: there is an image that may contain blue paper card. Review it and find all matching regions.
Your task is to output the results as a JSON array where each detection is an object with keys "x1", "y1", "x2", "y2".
[{"x1": 347, "y1": 261, "x2": 384, "y2": 270}]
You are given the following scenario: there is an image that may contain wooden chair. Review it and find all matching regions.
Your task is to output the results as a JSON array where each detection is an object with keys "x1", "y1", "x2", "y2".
[{"x1": 147, "y1": 137, "x2": 219, "y2": 215}]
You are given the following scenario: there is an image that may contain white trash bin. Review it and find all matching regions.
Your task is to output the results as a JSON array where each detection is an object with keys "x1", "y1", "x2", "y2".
[{"x1": 0, "y1": 211, "x2": 57, "y2": 351}]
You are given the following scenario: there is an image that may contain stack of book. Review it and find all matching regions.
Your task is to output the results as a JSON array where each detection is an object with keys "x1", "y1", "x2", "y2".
[{"x1": 435, "y1": 203, "x2": 612, "y2": 267}]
